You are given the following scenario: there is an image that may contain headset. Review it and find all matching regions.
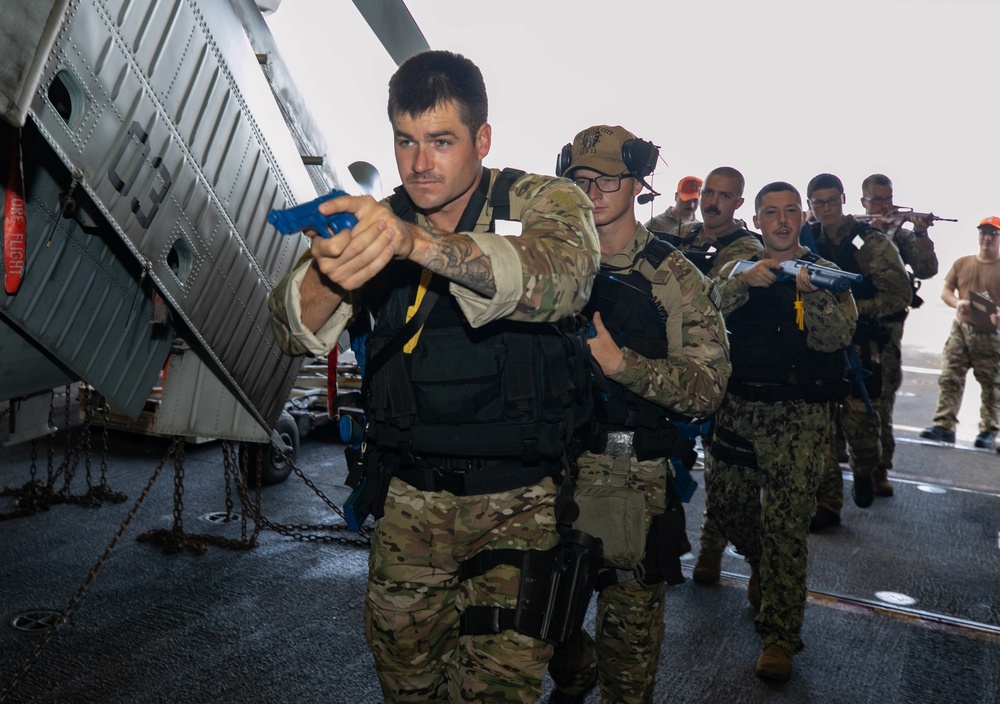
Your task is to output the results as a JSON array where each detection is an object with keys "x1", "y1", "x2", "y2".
[{"x1": 555, "y1": 137, "x2": 661, "y2": 204}]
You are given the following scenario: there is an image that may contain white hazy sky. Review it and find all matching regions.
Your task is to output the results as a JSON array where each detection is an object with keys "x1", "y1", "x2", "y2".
[{"x1": 266, "y1": 0, "x2": 1000, "y2": 352}]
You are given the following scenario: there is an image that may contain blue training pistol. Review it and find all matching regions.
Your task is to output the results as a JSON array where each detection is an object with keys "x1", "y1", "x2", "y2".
[{"x1": 267, "y1": 188, "x2": 358, "y2": 237}]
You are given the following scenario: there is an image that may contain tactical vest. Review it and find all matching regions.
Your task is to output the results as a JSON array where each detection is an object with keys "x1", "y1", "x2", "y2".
[
  {"x1": 811, "y1": 220, "x2": 878, "y2": 300},
  {"x1": 725, "y1": 253, "x2": 847, "y2": 402},
  {"x1": 582, "y1": 237, "x2": 673, "y2": 430},
  {"x1": 653, "y1": 225, "x2": 757, "y2": 275},
  {"x1": 811, "y1": 220, "x2": 894, "y2": 345},
  {"x1": 362, "y1": 168, "x2": 593, "y2": 465}
]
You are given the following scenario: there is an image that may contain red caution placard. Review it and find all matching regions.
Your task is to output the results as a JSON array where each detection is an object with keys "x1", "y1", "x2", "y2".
[{"x1": 4, "y1": 130, "x2": 26, "y2": 294}]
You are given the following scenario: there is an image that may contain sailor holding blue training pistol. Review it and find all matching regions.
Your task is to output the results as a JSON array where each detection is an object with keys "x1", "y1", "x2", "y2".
[{"x1": 269, "y1": 50, "x2": 600, "y2": 703}]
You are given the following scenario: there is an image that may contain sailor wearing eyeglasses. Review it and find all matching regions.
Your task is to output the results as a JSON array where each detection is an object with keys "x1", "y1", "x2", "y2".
[
  {"x1": 548, "y1": 125, "x2": 731, "y2": 704},
  {"x1": 804, "y1": 173, "x2": 911, "y2": 532}
]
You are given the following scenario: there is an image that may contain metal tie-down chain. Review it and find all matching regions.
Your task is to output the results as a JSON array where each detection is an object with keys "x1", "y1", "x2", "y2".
[
  {"x1": 0, "y1": 437, "x2": 178, "y2": 702},
  {"x1": 1, "y1": 386, "x2": 126, "y2": 520},
  {"x1": 245, "y1": 441, "x2": 372, "y2": 547}
]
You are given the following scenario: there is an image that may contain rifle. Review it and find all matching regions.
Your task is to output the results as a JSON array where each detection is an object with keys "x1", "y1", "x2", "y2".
[
  {"x1": 855, "y1": 207, "x2": 957, "y2": 229},
  {"x1": 268, "y1": 188, "x2": 358, "y2": 237},
  {"x1": 730, "y1": 259, "x2": 862, "y2": 293}
]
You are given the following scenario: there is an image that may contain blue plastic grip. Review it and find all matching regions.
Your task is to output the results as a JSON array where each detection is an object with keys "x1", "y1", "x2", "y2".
[{"x1": 267, "y1": 188, "x2": 359, "y2": 237}]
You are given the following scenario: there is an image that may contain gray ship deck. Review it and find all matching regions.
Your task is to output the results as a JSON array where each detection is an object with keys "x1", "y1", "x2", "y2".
[{"x1": 1, "y1": 346, "x2": 998, "y2": 703}]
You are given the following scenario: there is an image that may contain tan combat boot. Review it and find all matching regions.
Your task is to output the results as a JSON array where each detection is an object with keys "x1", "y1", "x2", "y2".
[
  {"x1": 873, "y1": 467, "x2": 894, "y2": 497},
  {"x1": 693, "y1": 549, "x2": 722, "y2": 584},
  {"x1": 756, "y1": 644, "x2": 793, "y2": 681}
]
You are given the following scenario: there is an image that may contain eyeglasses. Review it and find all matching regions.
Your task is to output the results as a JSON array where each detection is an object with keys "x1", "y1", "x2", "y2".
[
  {"x1": 571, "y1": 174, "x2": 632, "y2": 193},
  {"x1": 809, "y1": 196, "x2": 843, "y2": 210},
  {"x1": 863, "y1": 196, "x2": 893, "y2": 207}
]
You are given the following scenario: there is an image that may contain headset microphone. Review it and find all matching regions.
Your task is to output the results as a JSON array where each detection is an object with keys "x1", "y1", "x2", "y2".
[{"x1": 637, "y1": 190, "x2": 658, "y2": 205}]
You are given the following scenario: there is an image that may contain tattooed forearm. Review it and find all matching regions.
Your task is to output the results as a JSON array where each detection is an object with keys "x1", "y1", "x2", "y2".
[{"x1": 419, "y1": 233, "x2": 497, "y2": 297}]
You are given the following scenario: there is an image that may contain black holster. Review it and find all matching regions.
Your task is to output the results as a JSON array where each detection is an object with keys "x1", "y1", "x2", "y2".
[
  {"x1": 459, "y1": 529, "x2": 604, "y2": 645},
  {"x1": 640, "y1": 503, "x2": 691, "y2": 586}
]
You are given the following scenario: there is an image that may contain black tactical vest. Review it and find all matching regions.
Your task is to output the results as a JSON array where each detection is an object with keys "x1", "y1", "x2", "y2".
[
  {"x1": 654, "y1": 225, "x2": 757, "y2": 275},
  {"x1": 581, "y1": 237, "x2": 685, "y2": 430},
  {"x1": 362, "y1": 168, "x2": 593, "y2": 463},
  {"x1": 811, "y1": 220, "x2": 878, "y2": 300},
  {"x1": 725, "y1": 254, "x2": 847, "y2": 399}
]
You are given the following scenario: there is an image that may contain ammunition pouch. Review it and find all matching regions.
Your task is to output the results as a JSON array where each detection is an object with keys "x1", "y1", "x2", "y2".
[
  {"x1": 458, "y1": 529, "x2": 603, "y2": 645},
  {"x1": 596, "y1": 477, "x2": 692, "y2": 590},
  {"x1": 571, "y1": 483, "x2": 648, "y2": 570}
]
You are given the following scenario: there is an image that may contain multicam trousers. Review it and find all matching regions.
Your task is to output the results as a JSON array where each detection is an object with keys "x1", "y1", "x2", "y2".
[
  {"x1": 932, "y1": 319, "x2": 1000, "y2": 434},
  {"x1": 705, "y1": 395, "x2": 828, "y2": 653},
  {"x1": 548, "y1": 452, "x2": 670, "y2": 704},
  {"x1": 364, "y1": 475, "x2": 560, "y2": 703}
]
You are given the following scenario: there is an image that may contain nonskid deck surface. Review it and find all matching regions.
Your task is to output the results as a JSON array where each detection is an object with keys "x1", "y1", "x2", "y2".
[{"x1": 1, "y1": 352, "x2": 998, "y2": 703}]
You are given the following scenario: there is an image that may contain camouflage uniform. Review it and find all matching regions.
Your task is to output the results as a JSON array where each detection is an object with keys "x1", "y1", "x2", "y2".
[
  {"x1": 707, "y1": 249, "x2": 856, "y2": 654},
  {"x1": 879, "y1": 229, "x2": 938, "y2": 471},
  {"x1": 548, "y1": 225, "x2": 730, "y2": 703},
  {"x1": 930, "y1": 256, "x2": 1000, "y2": 435},
  {"x1": 662, "y1": 221, "x2": 764, "y2": 566},
  {"x1": 644, "y1": 207, "x2": 699, "y2": 237},
  {"x1": 270, "y1": 168, "x2": 600, "y2": 703},
  {"x1": 812, "y1": 218, "x2": 910, "y2": 515},
  {"x1": 668, "y1": 220, "x2": 765, "y2": 278}
]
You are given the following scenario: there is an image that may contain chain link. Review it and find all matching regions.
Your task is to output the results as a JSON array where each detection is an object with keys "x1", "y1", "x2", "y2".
[
  {"x1": 1, "y1": 385, "x2": 126, "y2": 519},
  {"x1": 0, "y1": 438, "x2": 177, "y2": 702},
  {"x1": 1, "y1": 399, "x2": 373, "y2": 698}
]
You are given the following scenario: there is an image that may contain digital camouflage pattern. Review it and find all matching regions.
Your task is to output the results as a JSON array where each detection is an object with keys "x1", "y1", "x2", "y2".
[
  {"x1": 708, "y1": 251, "x2": 855, "y2": 653},
  {"x1": 267, "y1": 169, "x2": 600, "y2": 357},
  {"x1": 932, "y1": 320, "x2": 1000, "y2": 434},
  {"x1": 365, "y1": 476, "x2": 560, "y2": 703},
  {"x1": 705, "y1": 396, "x2": 829, "y2": 653},
  {"x1": 715, "y1": 248, "x2": 858, "y2": 349},
  {"x1": 674, "y1": 220, "x2": 765, "y2": 279}
]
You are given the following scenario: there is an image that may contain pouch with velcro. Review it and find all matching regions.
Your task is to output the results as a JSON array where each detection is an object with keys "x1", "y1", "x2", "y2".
[{"x1": 571, "y1": 483, "x2": 648, "y2": 570}]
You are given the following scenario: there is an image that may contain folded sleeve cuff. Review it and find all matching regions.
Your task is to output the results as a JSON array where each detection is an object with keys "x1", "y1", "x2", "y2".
[
  {"x1": 448, "y1": 231, "x2": 524, "y2": 327},
  {"x1": 285, "y1": 262, "x2": 352, "y2": 355}
]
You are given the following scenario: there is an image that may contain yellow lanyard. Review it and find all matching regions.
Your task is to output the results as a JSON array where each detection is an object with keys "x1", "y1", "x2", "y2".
[
  {"x1": 794, "y1": 289, "x2": 804, "y2": 330},
  {"x1": 403, "y1": 269, "x2": 434, "y2": 353}
]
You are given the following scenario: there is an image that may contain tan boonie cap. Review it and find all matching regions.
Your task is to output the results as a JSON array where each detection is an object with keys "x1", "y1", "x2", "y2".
[{"x1": 564, "y1": 125, "x2": 635, "y2": 176}]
